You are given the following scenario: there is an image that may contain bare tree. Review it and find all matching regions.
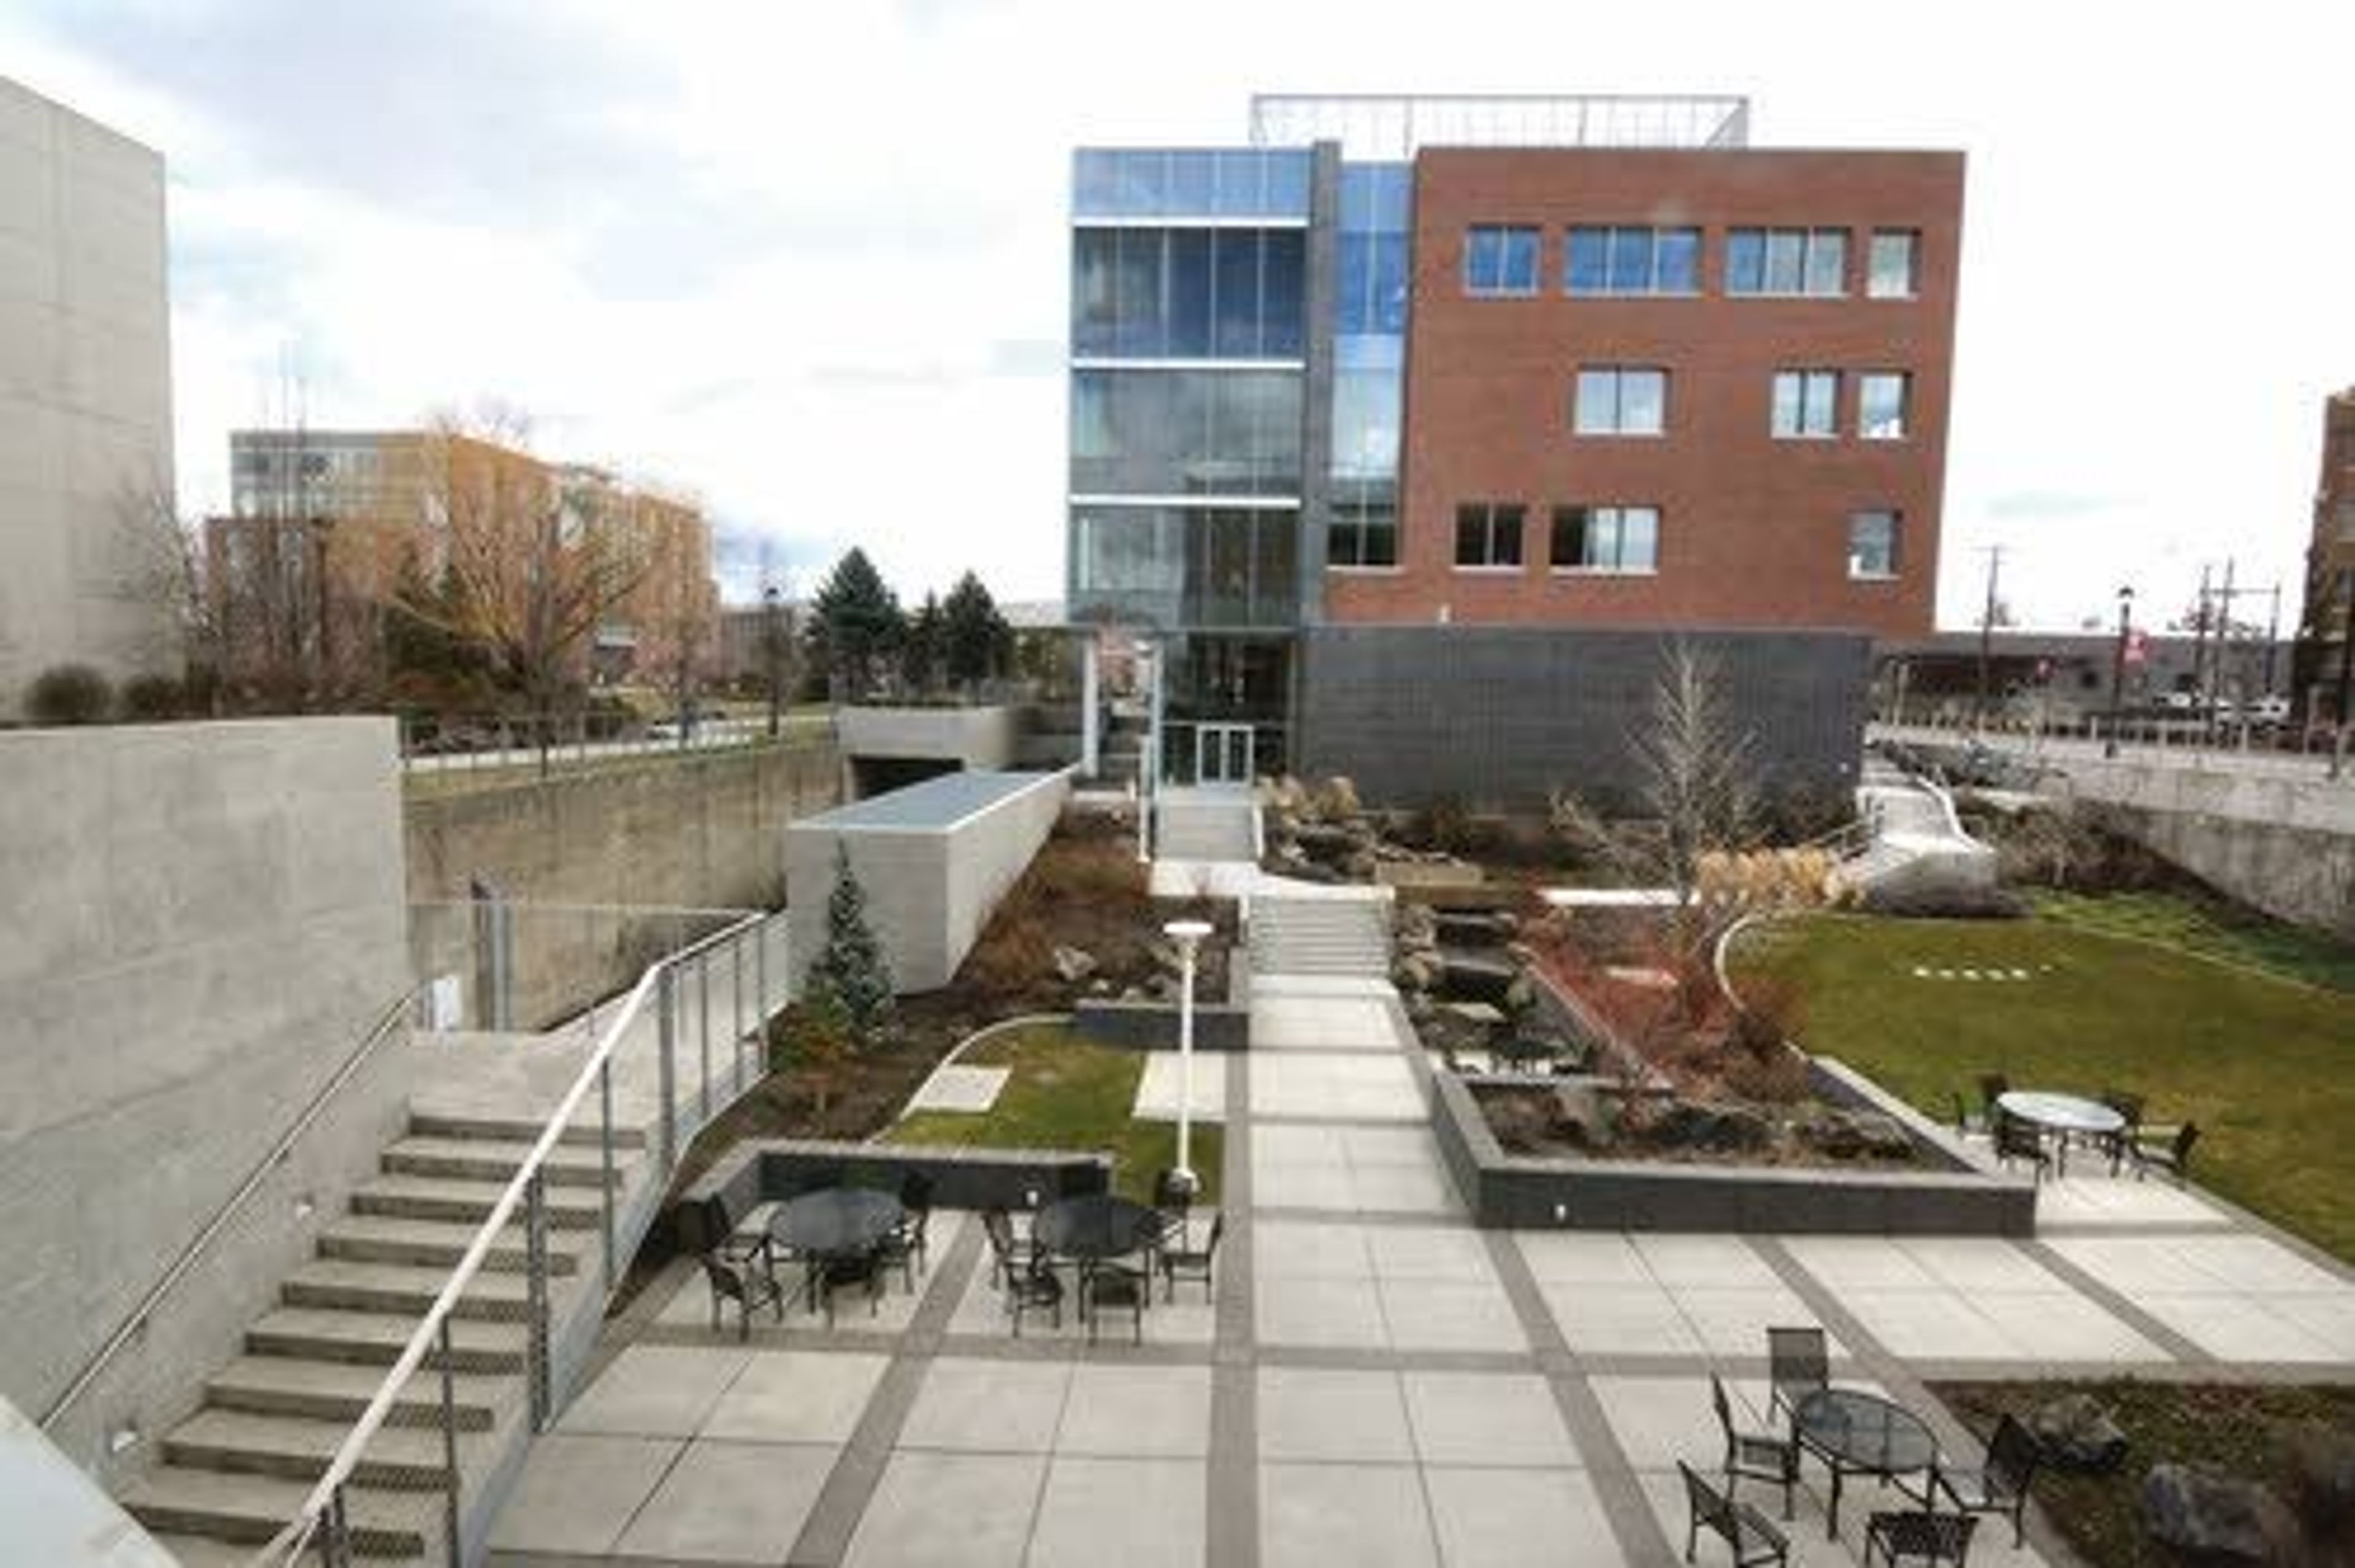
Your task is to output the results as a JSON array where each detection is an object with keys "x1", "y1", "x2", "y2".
[
  {"x1": 1627, "y1": 637, "x2": 1761, "y2": 911},
  {"x1": 112, "y1": 472, "x2": 213, "y2": 700}
]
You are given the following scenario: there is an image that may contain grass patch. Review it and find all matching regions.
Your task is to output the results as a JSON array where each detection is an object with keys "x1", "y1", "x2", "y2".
[
  {"x1": 1934, "y1": 1379, "x2": 2355, "y2": 1568},
  {"x1": 1734, "y1": 914, "x2": 2355, "y2": 1261},
  {"x1": 2026, "y1": 889, "x2": 2355, "y2": 993},
  {"x1": 886, "y1": 1022, "x2": 1222, "y2": 1205}
]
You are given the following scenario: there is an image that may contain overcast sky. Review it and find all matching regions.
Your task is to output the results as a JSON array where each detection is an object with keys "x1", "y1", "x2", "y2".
[{"x1": 7, "y1": 0, "x2": 2350, "y2": 630}]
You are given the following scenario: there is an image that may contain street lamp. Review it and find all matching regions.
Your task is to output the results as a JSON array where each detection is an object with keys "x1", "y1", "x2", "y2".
[
  {"x1": 762, "y1": 584, "x2": 786, "y2": 740},
  {"x1": 2105, "y1": 584, "x2": 2135, "y2": 759},
  {"x1": 1162, "y1": 918, "x2": 1213, "y2": 1198}
]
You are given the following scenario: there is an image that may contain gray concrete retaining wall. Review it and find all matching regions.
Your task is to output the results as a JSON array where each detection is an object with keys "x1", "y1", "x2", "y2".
[
  {"x1": 834, "y1": 706, "x2": 1019, "y2": 776},
  {"x1": 1297, "y1": 626, "x2": 1871, "y2": 812},
  {"x1": 0, "y1": 719, "x2": 413, "y2": 1480},
  {"x1": 2099, "y1": 802, "x2": 2355, "y2": 939},
  {"x1": 677, "y1": 1139, "x2": 1113, "y2": 1246},
  {"x1": 1071, "y1": 1000, "x2": 1252, "y2": 1052}
]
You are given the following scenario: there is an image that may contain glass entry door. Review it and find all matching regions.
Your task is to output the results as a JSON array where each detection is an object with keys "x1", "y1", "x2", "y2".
[{"x1": 1195, "y1": 723, "x2": 1254, "y2": 786}]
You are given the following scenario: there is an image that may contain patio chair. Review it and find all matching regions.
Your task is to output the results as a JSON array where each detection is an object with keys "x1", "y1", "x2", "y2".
[
  {"x1": 876, "y1": 1171, "x2": 935, "y2": 1291},
  {"x1": 1712, "y1": 1374, "x2": 1799, "y2": 1519},
  {"x1": 2097, "y1": 1090, "x2": 2145, "y2": 1174},
  {"x1": 981, "y1": 1207, "x2": 1046, "y2": 1291},
  {"x1": 1158, "y1": 1210, "x2": 1225, "y2": 1304},
  {"x1": 1765, "y1": 1326, "x2": 1829, "y2": 1425},
  {"x1": 1991, "y1": 1112, "x2": 2051, "y2": 1182},
  {"x1": 1865, "y1": 1509, "x2": 1979, "y2": 1568},
  {"x1": 813, "y1": 1248, "x2": 885, "y2": 1328},
  {"x1": 1151, "y1": 1167, "x2": 1194, "y2": 1253},
  {"x1": 2131, "y1": 1122, "x2": 2200, "y2": 1185},
  {"x1": 1084, "y1": 1261, "x2": 1148, "y2": 1345},
  {"x1": 1975, "y1": 1074, "x2": 2010, "y2": 1126},
  {"x1": 1678, "y1": 1461, "x2": 1790, "y2": 1568},
  {"x1": 700, "y1": 1250, "x2": 786, "y2": 1342},
  {"x1": 689, "y1": 1192, "x2": 775, "y2": 1271},
  {"x1": 1932, "y1": 1413, "x2": 2040, "y2": 1548},
  {"x1": 1007, "y1": 1253, "x2": 1065, "y2": 1337},
  {"x1": 1950, "y1": 1092, "x2": 1984, "y2": 1139}
]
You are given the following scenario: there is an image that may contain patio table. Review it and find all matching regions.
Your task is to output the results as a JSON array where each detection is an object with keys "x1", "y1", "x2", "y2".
[
  {"x1": 1793, "y1": 1388, "x2": 1937, "y2": 1537},
  {"x1": 1996, "y1": 1091, "x2": 2124, "y2": 1176},
  {"x1": 1034, "y1": 1193, "x2": 1162, "y2": 1263}
]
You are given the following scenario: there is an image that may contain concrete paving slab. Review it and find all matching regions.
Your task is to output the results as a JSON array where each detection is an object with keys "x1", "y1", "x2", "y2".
[
  {"x1": 699, "y1": 1350, "x2": 889, "y2": 1444},
  {"x1": 1966, "y1": 1291, "x2": 2168, "y2": 1363},
  {"x1": 1027, "y1": 1456, "x2": 1209, "y2": 1568},
  {"x1": 1260, "y1": 1461, "x2": 1439, "y2": 1568},
  {"x1": 1539, "y1": 1282, "x2": 1707, "y2": 1358},
  {"x1": 1257, "y1": 1367, "x2": 1415, "y2": 1463},
  {"x1": 2264, "y1": 1291, "x2": 2355, "y2": 1355},
  {"x1": 1056, "y1": 1364, "x2": 1214, "y2": 1458},
  {"x1": 898, "y1": 1356, "x2": 1073, "y2": 1452},
  {"x1": 1631, "y1": 1234, "x2": 1780, "y2": 1290},
  {"x1": 1254, "y1": 1218, "x2": 1376, "y2": 1279},
  {"x1": 1403, "y1": 1372, "x2": 1579, "y2": 1468},
  {"x1": 558, "y1": 1344, "x2": 751, "y2": 1438},
  {"x1": 843, "y1": 1450, "x2": 1044, "y2": 1568},
  {"x1": 1252, "y1": 997, "x2": 1402, "y2": 1050},
  {"x1": 1257, "y1": 1275, "x2": 1392, "y2": 1349},
  {"x1": 2041, "y1": 1236, "x2": 2226, "y2": 1295},
  {"x1": 488, "y1": 1432, "x2": 683, "y2": 1556},
  {"x1": 1839, "y1": 1288, "x2": 2025, "y2": 1361},
  {"x1": 1344, "y1": 1125, "x2": 1448, "y2": 1167},
  {"x1": 1135, "y1": 1052, "x2": 1229, "y2": 1122},
  {"x1": 1369, "y1": 1224, "x2": 1497, "y2": 1283},
  {"x1": 1251, "y1": 1160, "x2": 1358, "y2": 1211},
  {"x1": 1588, "y1": 1377, "x2": 1731, "y2": 1473},
  {"x1": 944, "y1": 1252, "x2": 1217, "y2": 1345},
  {"x1": 1352, "y1": 1163, "x2": 1465, "y2": 1215},
  {"x1": 1255, "y1": 1123, "x2": 1345, "y2": 1165},
  {"x1": 2167, "y1": 1234, "x2": 2350, "y2": 1293},
  {"x1": 1897, "y1": 1237, "x2": 2070, "y2": 1295},
  {"x1": 611, "y1": 1437, "x2": 833, "y2": 1562},
  {"x1": 1425, "y1": 1466, "x2": 1624, "y2": 1568},
  {"x1": 1252, "y1": 1055, "x2": 1425, "y2": 1121},
  {"x1": 1379, "y1": 1278, "x2": 1530, "y2": 1353},
  {"x1": 905, "y1": 1063, "x2": 1009, "y2": 1114},
  {"x1": 1515, "y1": 1232, "x2": 1654, "y2": 1288},
  {"x1": 2036, "y1": 1175, "x2": 2229, "y2": 1228},
  {"x1": 2135, "y1": 1293, "x2": 2343, "y2": 1362},
  {"x1": 1782, "y1": 1234, "x2": 1945, "y2": 1292},
  {"x1": 1664, "y1": 1286, "x2": 1841, "y2": 1360}
]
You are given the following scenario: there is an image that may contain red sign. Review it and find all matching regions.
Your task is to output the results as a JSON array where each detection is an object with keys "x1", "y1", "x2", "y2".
[{"x1": 2124, "y1": 629, "x2": 2149, "y2": 667}]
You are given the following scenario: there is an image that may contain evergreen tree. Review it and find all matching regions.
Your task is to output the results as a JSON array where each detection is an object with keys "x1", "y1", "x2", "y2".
[
  {"x1": 806, "y1": 843, "x2": 894, "y2": 1047},
  {"x1": 901, "y1": 591, "x2": 944, "y2": 697},
  {"x1": 804, "y1": 548, "x2": 903, "y2": 701},
  {"x1": 941, "y1": 570, "x2": 1013, "y2": 692}
]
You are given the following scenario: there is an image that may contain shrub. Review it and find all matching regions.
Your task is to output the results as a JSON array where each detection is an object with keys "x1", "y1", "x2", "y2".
[
  {"x1": 776, "y1": 977, "x2": 856, "y2": 1115},
  {"x1": 119, "y1": 673, "x2": 185, "y2": 721},
  {"x1": 26, "y1": 663, "x2": 113, "y2": 725},
  {"x1": 806, "y1": 844, "x2": 894, "y2": 1048}
]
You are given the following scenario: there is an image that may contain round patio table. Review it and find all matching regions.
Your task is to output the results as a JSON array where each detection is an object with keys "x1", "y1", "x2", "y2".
[
  {"x1": 1996, "y1": 1091, "x2": 2124, "y2": 1176},
  {"x1": 1793, "y1": 1388, "x2": 1937, "y2": 1538},
  {"x1": 768, "y1": 1187, "x2": 903, "y2": 1259},
  {"x1": 1033, "y1": 1193, "x2": 1162, "y2": 1263}
]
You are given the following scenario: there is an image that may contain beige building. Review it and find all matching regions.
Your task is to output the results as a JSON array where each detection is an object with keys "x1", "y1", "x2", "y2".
[{"x1": 0, "y1": 77, "x2": 177, "y2": 711}]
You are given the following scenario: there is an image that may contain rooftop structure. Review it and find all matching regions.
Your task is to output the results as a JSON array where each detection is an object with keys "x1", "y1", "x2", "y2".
[{"x1": 1248, "y1": 92, "x2": 1751, "y2": 157}]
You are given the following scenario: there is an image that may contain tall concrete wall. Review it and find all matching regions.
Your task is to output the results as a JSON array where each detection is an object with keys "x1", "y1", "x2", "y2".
[
  {"x1": 0, "y1": 78, "x2": 177, "y2": 711},
  {"x1": 0, "y1": 719, "x2": 412, "y2": 1479},
  {"x1": 1297, "y1": 625, "x2": 1871, "y2": 812}
]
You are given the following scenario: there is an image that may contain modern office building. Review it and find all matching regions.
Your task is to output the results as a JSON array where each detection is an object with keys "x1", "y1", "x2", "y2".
[
  {"x1": 1067, "y1": 95, "x2": 1964, "y2": 798},
  {"x1": 0, "y1": 77, "x2": 177, "y2": 711},
  {"x1": 2295, "y1": 387, "x2": 2354, "y2": 722}
]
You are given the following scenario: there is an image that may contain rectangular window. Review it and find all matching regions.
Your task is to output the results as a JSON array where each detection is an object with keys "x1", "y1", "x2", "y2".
[
  {"x1": 1572, "y1": 367, "x2": 1668, "y2": 435},
  {"x1": 1327, "y1": 482, "x2": 1398, "y2": 568},
  {"x1": 1868, "y1": 230, "x2": 1919, "y2": 297},
  {"x1": 1464, "y1": 225, "x2": 1541, "y2": 296},
  {"x1": 1859, "y1": 372, "x2": 1910, "y2": 440},
  {"x1": 1564, "y1": 226, "x2": 1701, "y2": 295},
  {"x1": 1454, "y1": 502, "x2": 1525, "y2": 568},
  {"x1": 1771, "y1": 370, "x2": 1840, "y2": 438},
  {"x1": 1728, "y1": 228, "x2": 1849, "y2": 296},
  {"x1": 1551, "y1": 505, "x2": 1660, "y2": 573},
  {"x1": 1850, "y1": 510, "x2": 1901, "y2": 578}
]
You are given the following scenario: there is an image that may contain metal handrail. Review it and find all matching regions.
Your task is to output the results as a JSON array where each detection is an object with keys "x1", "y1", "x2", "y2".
[
  {"x1": 253, "y1": 908, "x2": 772, "y2": 1564},
  {"x1": 40, "y1": 981, "x2": 427, "y2": 1433}
]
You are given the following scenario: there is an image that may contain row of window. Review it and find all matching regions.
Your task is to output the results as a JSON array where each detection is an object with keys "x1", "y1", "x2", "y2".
[
  {"x1": 1571, "y1": 366, "x2": 1911, "y2": 440},
  {"x1": 1465, "y1": 224, "x2": 1920, "y2": 300},
  {"x1": 1442, "y1": 502, "x2": 1904, "y2": 578}
]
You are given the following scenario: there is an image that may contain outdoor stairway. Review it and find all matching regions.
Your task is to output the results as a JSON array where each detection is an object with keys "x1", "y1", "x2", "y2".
[
  {"x1": 120, "y1": 1112, "x2": 648, "y2": 1561},
  {"x1": 1248, "y1": 894, "x2": 1392, "y2": 979},
  {"x1": 1157, "y1": 794, "x2": 1258, "y2": 861}
]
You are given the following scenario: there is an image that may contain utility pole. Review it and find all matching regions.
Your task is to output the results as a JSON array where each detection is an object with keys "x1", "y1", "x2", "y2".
[
  {"x1": 2106, "y1": 585, "x2": 2135, "y2": 759},
  {"x1": 2262, "y1": 582, "x2": 2282, "y2": 698},
  {"x1": 1974, "y1": 545, "x2": 2004, "y2": 733},
  {"x1": 763, "y1": 582, "x2": 786, "y2": 740},
  {"x1": 2334, "y1": 570, "x2": 2354, "y2": 780},
  {"x1": 2188, "y1": 562, "x2": 2213, "y2": 747}
]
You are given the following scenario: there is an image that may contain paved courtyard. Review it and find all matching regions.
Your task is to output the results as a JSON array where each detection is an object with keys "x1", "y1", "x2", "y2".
[{"x1": 488, "y1": 965, "x2": 2355, "y2": 1568}]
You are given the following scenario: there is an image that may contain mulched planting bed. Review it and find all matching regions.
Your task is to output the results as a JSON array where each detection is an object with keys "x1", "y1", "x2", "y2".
[{"x1": 1472, "y1": 1080, "x2": 1924, "y2": 1169}]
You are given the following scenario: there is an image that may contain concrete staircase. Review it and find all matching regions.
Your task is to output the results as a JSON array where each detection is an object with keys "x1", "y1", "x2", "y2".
[
  {"x1": 1156, "y1": 794, "x2": 1258, "y2": 862},
  {"x1": 1249, "y1": 895, "x2": 1392, "y2": 979},
  {"x1": 120, "y1": 1117, "x2": 644, "y2": 1561}
]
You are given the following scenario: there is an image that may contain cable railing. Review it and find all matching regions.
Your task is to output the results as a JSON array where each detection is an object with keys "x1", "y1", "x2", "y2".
[{"x1": 248, "y1": 906, "x2": 787, "y2": 1566}]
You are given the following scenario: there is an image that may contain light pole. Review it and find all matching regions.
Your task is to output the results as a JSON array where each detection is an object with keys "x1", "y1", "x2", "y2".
[
  {"x1": 1162, "y1": 918, "x2": 1212, "y2": 1198},
  {"x1": 2105, "y1": 584, "x2": 2135, "y2": 759},
  {"x1": 762, "y1": 584, "x2": 786, "y2": 740}
]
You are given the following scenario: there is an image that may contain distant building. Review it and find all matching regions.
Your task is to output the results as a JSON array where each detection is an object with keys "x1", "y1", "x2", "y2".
[
  {"x1": 2295, "y1": 388, "x2": 2355, "y2": 721},
  {"x1": 1872, "y1": 630, "x2": 2292, "y2": 726},
  {"x1": 0, "y1": 77, "x2": 177, "y2": 711}
]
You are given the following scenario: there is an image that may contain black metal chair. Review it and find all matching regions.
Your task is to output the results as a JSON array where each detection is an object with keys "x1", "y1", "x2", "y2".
[
  {"x1": 876, "y1": 1171, "x2": 935, "y2": 1291},
  {"x1": 1711, "y1": 1374, "x2": 1798, "y2": 1519},
  {"x1": 980, "y1": 1207, "x2": 1046, "y2": 1291},
  {"x1": 700, "y1": 1250, "x2": 786, "y2": 1342},
  {"x1": 1951, "y1": 1092, "x2": 1984, "y2": 1139},
  {"x1": 2132, "y1": 1122, "x2": 2200, "y2": 1185},
  {"x1": 1008, "y1": 1253, "x2": 1065, "y2": 1337},
  {"x1": 1975, "y1": 1073, "x2": 2010, "y2": 1128},
  {"x1": 1151, "y1": 1168, "x2": 1194, "y2": 1255},
  {"x1": 1992, "y1": 1112, "x2": 2051, "y2": 1182},
  {"x1": 813, "y1": 1248, "x2": 885, "y2": 1328},
  {"x1": 1084, "y1": 1261, "x2": 1147, "y2": 1345},
  {"x1": 1934, "y1": 1413, "x2": 2040, "y2": 1547},
  {"x1": 1866, "y1": 1509, "x2": 1978, "y2": 1568},
  {"x1": 1679, "y1": 1460, "x2": 1790, "y2": 1568},
  {"x1": 2097, "y1": 1090, "x2": 2145, "y2": 1174},
  {"x1": 1765, "y1": 1326, "x2": 1828, "y2": 1425},
  {"x1": 1158, "y1": 1210, "x2": 1224, "y2": 1303}
]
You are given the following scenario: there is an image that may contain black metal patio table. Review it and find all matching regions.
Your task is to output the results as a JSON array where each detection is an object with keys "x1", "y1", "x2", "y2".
[
  {"x1": 1033, "y1": 1193, "x2": 1162, "y2": 1263},
  {"x1": 1793, "y1": 1388, "x2": 1938, "y2": 1538},
  {"x1": 769, "y1": 1188, "x2": 903, "y2": 1312}
]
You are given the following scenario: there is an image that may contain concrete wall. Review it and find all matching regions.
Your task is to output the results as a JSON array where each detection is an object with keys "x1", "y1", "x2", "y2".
[
  {"x1": 1298, "y1": 625, "x2": 1870, "y2": 812},
  {"x1": 834, "y1": 706, "x2": 1018, "y2": 779},
  {"x1": 0, "y1": 719, "x2": 412, "y2": 1479},
  {"x1": 0, "y1": 78, "x2": 177, "y2": 711},
  {"x1": 787, "y1": 771, "x2": 1070, "y2": 994}
]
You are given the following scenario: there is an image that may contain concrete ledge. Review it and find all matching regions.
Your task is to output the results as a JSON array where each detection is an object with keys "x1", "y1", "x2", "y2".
[
  {"x1": 1072, "y1": 999, "x2": 1251, "y2": 1052},
  {"x1": 675, "y1": 1138, "x2": 1112, "y2": 1249},
  {"x1": 1430, "y1": 1073, "x2": 2036, "y2": 1236}
]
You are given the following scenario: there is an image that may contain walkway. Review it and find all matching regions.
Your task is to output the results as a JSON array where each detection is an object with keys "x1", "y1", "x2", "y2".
[{"x1": 485, "y1": 939, "x2": 2355, "y2": 1568}]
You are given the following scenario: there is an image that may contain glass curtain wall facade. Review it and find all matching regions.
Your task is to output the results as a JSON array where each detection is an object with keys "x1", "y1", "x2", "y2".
[
  {"x1": 1328, "y1": 164, "x2": 1411, "y2": 569},
  {"x1": 1069, "y1": 147, "x2": 1315, "y2": 782}
]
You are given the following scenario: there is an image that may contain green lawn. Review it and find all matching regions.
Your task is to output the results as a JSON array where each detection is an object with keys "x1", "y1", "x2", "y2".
[
  {"x1": 1733, "y1": 914, "x2": 2355, "y2": 1261},
  {"x1": 2026, "y1": 889, "x2": 2355, "y2": 993},
  {"x1": 886, "y1": 1023, "x2": 1222, "y2": 1206}
]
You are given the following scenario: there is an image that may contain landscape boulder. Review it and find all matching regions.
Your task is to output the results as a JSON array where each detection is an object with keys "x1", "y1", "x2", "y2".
[
  {"x1": 1650, "y1": 1100, "x2": 1773, "y2": 1154},
  {"x1": 1802, "y1": 1109, "x2": 1917, "y2": 1161},
  {"x1": 2028, "y1": 1393, "x2": 2129, "y2": 1474},
  {"x1": 2142, "y1": 1464, "x2": 2300, "y2": 1564},
  {"x1": 1552, "y1": 1083, "x2": 1614, "y2": 1150},
  {"x1": 2289, "y1": 1423, "x2": 2355, "y2": 1545},
  {"x1": 1052, "y1": 946, "x2": 1098, "y2": 984}
]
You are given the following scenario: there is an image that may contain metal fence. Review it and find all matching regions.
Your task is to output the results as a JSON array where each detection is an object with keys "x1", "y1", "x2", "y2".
[{"x1": 399, "y1": 711, "x2": 830, "y2": 779}]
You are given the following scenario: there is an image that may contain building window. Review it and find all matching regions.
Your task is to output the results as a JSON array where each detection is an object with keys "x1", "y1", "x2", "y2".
[
  {"x1": 1564, "y1": 226, "x2": 1701, "y2": 295},
  {"x1": 1771, "y1": 370, "x2": 1841, "y2": 438},
  {"x1": 1572, "y1": 367, "x2": 1668, "y2": 436},
  {"x1": 1859, "y1": 372, "x2": 1910, "y2": 440},
  {"x1": 1454, "y1": 502, "x2": 1525, "y2": 568},
  {"x1": 1868, "y1": 230, "x2": 1920, "y2": 297},
  {"x1": 1551, "y1": 505, "x2": 1660, "y2": 573},
  {"x1": 1328, "y1": 482, "x2": 1398, "y2": 568},
  {"x1": 1849, "y1": 510, "x2": 1901, "y2": 578},
  {"x1": 1726, "y1": 228, "x2": 1848, "y2": 296},
  {"x1": 1463, "y1": 226, "x2": 1541, "y2": 296}
]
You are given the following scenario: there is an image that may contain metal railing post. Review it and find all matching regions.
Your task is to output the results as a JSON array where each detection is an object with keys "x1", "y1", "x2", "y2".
[
  {"x1": 657, "y1": 965, "x2": 678, "y2": 1172},
  {"x1": 732, "y1": 936, "x2": 747, "y2": 1094},
  {"x1": 320, "y1": 1485, "x2": 351, "y2": 1568},
  {"x1": 524, "y1": 1172, "x2": 551, "y2": 1431},
  {"x1": 697, "y1": 951, "x2": 712, "y2": 1125},
  {"x1": 438, "y1": 1317, "x2": 461, "y2": 1564},
  {"x1": 599, "y1": 1058, "x2": 616, "y2": 1294}
]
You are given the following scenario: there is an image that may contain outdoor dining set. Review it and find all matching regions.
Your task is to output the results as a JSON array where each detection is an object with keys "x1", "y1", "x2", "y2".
[
  {"x1": 1685, "y1": 1326, "x2": 2041, "y2": 1568},
  {"x1": 1958, "y1": 1074, "x2": 2200, "y2": 1185},
  {"x1": 978, "y1": 1170, "x2": 1225, "y2": 1344}
]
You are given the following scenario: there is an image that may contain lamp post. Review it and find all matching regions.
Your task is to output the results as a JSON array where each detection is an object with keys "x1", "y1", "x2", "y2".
[
  {"x1": 762, "y1": 584, "x2": 785, "y2": 741},
  {"x1": 2105, "y1": 584, "x2": 2135, "y2": 759},
  {"x1": 1162, "y1": 918, "x2": 1212, "y2": 1198}
]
